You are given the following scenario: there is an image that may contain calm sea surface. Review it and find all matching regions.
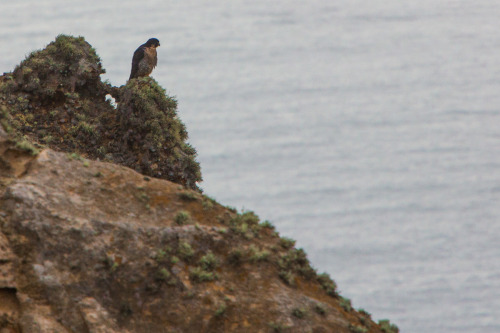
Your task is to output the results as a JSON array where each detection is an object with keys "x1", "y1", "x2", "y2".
[{"x1": 2, "y1": 1, "x2": 500, "y2": 332}]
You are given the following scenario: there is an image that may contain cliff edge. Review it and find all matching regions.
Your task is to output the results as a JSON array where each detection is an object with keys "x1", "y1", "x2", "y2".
[{"x1": 0, "y1": 35, "x2": 398, "y2": 333}]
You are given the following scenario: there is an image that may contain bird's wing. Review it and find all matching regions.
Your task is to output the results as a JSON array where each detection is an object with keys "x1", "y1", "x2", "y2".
[
  {"x1": 153, "y1": 49, "x2": 158, "y2": 68},
  {"x1": 129, "y1": 45, "x2": 145, "y2": 80}
]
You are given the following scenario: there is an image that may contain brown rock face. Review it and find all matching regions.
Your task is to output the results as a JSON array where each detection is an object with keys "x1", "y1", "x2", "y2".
[
  {"x1": 0, "y1": 35, "x2": 398, "y2": 333},
  {"x1": 0, "y1": 127, "x2": 389, "y2": 333}
]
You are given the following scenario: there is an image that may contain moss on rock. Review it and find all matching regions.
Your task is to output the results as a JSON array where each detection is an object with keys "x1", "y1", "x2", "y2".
[{"x1": 111, "y1": 77, "x2": 201, "y2": 188}]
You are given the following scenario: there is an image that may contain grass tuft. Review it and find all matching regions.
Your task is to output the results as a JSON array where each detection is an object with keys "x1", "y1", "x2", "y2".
[
  {"x1": 174, "y1": 210, "x2": 191, "y2": 225},
  {"x1": 379, "y1": 319, "x2": 399, "y2": 333},
  {"x1": 339, "y1": 297, "x2": 352, "y2": 312}
]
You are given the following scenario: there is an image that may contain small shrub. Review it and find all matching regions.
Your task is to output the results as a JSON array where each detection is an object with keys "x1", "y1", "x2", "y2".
[
  {"x1": 178, "y1": 191, "x2": 198, "y2": 201},
  {"x1": 155, "y1": 249, "x2": 167, "y2": 261},
  {"x1": 190, "y1": 266, "x2": 216, "y2": 283},
  {"x1": 170, "y1": 256, "x2": 179, "y2": 264},
  {"x1": 174, "y1": 210, "x2": 191, "y2": 225},
  {"x1": 317, "y1": 272, "x2": 337, "y2": 296},
  {"x1": 199, "y1": 252, "x2": 218, "y2": 271},
  {"x1": 358, "y1": 309, "x2": 372, "y2": 326},
  {"x1": 348, "y1": 324, "x2": 368, "y2": 333},
  {"x1": 314, "y1": 303, "x2": 326, "y2": 316},
  {"x1": 358, "y1": 309, "x2": 371, "y2": 318},
  {"x1": 155, "y1": 267, "x2": 171, "y2": 281},
  {"x1": 214, "y1": 303, "x2": 227, "y2": 317},
  {"x1": 279, "y1": 237, "x2": 296, "y2": 249},
  {"x1": 15, "y1": 139, "x2": 39, "y2": 155},
  {"x1": 228, "y1": 210, "x2": 261, "y2": 239},
  {"x1": 71, "y1": 121, "x2": 96, "y2": 136},
  {"x1": 227, "y1": 249, "x2": 244, "y2": 266},
  {"x1": 178, "y1": 241, "x2": 194, "y2": 261},
  {"x1": 248, "y1": 245, "x2": 270, "y2": 263},
  {"x1": 292, "y1": 307, "x2": 307, "y2": 319},
  {"x1": 278, "y1": 248, "x2": 316, "y2": 280},
  {"x1": 279, "y1": 270, "x2": 295, "y2": 286},
  {"x1": 68, "y1": 152, "x2": 83, "y2": 160},
  {"x1": 379, "y1": 319, "x2": 399, "y2": 333},
  {"x1": 202, "y1": 195, "x2": 216, "y2": 210},
  {"x1": 240, "y1": 210, "x2": 260, "y2": 225},
  {"x1": 339, "y1": 297, "x2": 352, "y2": 312},
  {"x1": 260, "y1": 220, "x2": 275, "y2": 229},
  {"x1": 41, "y1": 134, "x2": 53, "y2": 143}
]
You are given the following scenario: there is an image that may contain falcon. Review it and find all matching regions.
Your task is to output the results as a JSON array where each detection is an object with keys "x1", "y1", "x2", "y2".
[{"x1": 129, "y1": 38, "x2": 160, "y2": 80}]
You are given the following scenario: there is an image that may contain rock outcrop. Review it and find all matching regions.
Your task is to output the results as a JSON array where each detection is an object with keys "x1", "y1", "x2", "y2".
[
  {"x1": 0, "y1": 35, "x2": 201, "y2": 190},
  {"x1": 0, "y1": 35, "x2": 398, "y2": 333}
]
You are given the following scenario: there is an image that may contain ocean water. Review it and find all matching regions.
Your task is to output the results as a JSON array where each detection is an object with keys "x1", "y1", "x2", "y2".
[{"x1": 2, "y1": 1, "x2": 500, "y2": 332}]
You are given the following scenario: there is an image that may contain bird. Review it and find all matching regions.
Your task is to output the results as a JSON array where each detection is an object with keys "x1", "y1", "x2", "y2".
[{"x1": 129, "y1": 38, "x2": 160, "y2": 80}]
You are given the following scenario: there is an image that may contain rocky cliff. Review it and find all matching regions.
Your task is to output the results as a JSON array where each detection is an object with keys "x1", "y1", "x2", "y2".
[{"x1": 0, "y1": 35, "x2": 398, "y2": 333}]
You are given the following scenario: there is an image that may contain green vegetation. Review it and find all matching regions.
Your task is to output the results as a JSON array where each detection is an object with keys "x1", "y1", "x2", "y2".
[
  {"x1": 348, "y1": 324, "x2": 368, "y2": 333},
  {"x1": 317, "y1": 272, "x2": 338, "y2": 297},
  {"x1": 279, "y1": 237, "x2": 296, "y2": 249},
  {"x1": 260, "y1": 220, "x2": 275, "y2": 230},
  {"x1": 189, "y1": 252, "x2": 219, "y2": 283},
  {"x1": 15, "y1": 138, "x2": 39, "y2": 155},
  {"x1": 379, "y1": 319, "x2": 399, "y2": 333},
  {"x1": 278, "y1": 270, "x2": 295, "y2": 286},
  {"x1": 225, "y1": 210, "x2": 262, "y2": 239},
  {"x1": 358, "y1": 309, "x2": 371, "y2": 318},
  {"x1": 201, "y1": 195, "x2": 216, "y2": 210},
  {"x1": 154, "y1": 249, "x2": 167, "y2": 261},
  {"x1": 67, "y1": 152, "x2": 83, "y2": 161},
  {"x1": 119, "y1": 77, "x2": 201, "y2": 189},
  {"x1": 134, "y1": 187, "x2": 150, "y2": 205},
  {"x1": 313, "y1": 303, "x2": 326, "y2": 316},
  {"x1": 155, "y1": 267, "x2": 177, "y2": 286},
  {"x1": 199, "y1": 252, "x2": 218, "y2": 271},
  {"x1": 291, "y1": 307, "x2": 307, "y2": 319},
  {"x1": 70, "y1": 121, "x2": 97, "y2": 138},
  {"x1": 248, "y1": 245, "x2": 270, "y2": 263},
  {"x1": 0, "y1": 34, "x2": 202, "y2": 191},
  {"x1": 178, "y1": 191, "x2": 198, "y2": 201},
  {"x1": 227, "y1": 249, "x2": 244, "y2": 266},
  {"x1": 12, "y1": 34, "x2": 103, "y2": 101},
  {"x1": 174, "y1": 210, "x2": 191, "y2": 225},
  {"x1": 156, "y1": 267, "x2": 170, "y2": 280},
  {"x1": 339, "y1": 297, "x2": 352, "y2": 312},
  {"x1": 170, "y1": 256, "x2": 179, "y2": 264},
  {"x1": 0, "y1": 106, "x2": 13, "y2": 133},
  {"x1": 189, "y1": 266, "x2": 216, "y2": 283},
  {"x1": 177, "y1": 241, "x2": 194, "y2": 262},
  {"x1": 278, "y1": 248, "x2": 316, "y2": 283},
  {"x1": 214, "y1": 303, "x2": 227, "y2": 317}
]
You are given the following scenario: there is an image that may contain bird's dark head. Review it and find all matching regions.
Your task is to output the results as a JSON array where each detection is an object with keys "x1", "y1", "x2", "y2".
[{"x1": 146, "y1": 38, "x2": 160, "y2": 48}]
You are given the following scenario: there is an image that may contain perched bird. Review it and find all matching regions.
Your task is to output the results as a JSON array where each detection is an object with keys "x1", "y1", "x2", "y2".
[{"x1": 129, "y1": 38, "x2": 160, "y2": 80}]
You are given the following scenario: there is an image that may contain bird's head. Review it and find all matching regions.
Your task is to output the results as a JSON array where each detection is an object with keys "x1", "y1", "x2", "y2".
[{"x1": 146, "y1": 38, "x2": 160, "y2": 48}]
